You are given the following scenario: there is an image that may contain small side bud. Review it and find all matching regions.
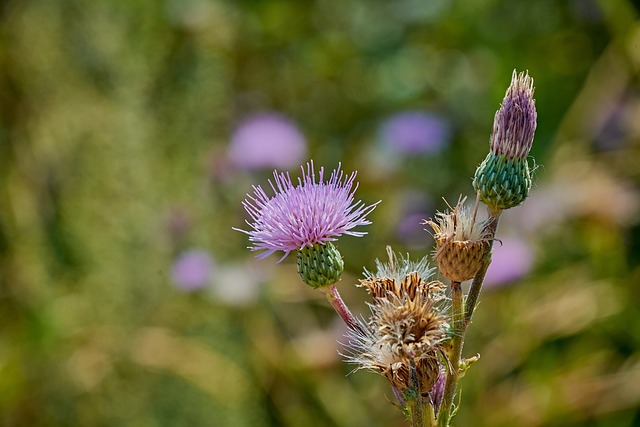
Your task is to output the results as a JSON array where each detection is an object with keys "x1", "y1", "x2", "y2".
[
  {"x1": 425, "y1": 199, "x2": 489, "y2": 283},
  {"x1": 296, "y1": 242, "x2": 344, "y2": 288}
]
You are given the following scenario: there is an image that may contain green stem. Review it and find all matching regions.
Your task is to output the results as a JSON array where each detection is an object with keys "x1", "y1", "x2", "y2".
[
  {"x1": 464, "y1": 211, "x2": 501, "y2": 327},
  {"x1": 424, "y1": 400, "x2": 436, "y2": 427},
  {"x1": 407, "y1": 360, "x2": 436, "y2": 427},
  {"x1": 319, "y1": 285, "x2": 363, "y2": 333},
  {"x1": 437, "y1": 281, "x2": 464, "y2": 427}
]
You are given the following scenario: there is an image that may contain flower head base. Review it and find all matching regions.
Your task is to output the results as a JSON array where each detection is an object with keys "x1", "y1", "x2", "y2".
[
  {"x1": 296, "y1": 242, "x2": 344, "y2": 288},
  {"x1": 344, "y1": 251, "x2": 449, "y2": 397},
  {"x1": 235, "y1": 161, "x2": 380, "y2": 262},
  {"x1": 425, "y1": 199, "x2": 490, "y2": 283},
  {"x1": 473, "y1": 153, "x2": 532, "y2": 212},
  {"x1": 473, "y1": 70, "x2": 537, "y2": 212}
]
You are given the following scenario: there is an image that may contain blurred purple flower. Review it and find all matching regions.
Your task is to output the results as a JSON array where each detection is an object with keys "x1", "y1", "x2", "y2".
[
  {"x1": 395, "y1": 190, "x2": 433, "y2": 248},
  {"x1": 234, "y1": 161, "x2": 380, "y2": 261},
  {"x1": 228, "y1": 113, "x2": 307, "y2": 170},
  {"x1": 379, "y1": 111, "x2": 451, "y2": 155},
  {"x1": 171, "y1": 250, "x2": 214, "y2": 291},
  {"x1": 484, "y1": 237, "x2": 534, "y2": 288}
]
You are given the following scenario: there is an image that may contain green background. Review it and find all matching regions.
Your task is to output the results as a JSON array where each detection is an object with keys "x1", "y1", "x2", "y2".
[{"x1": 1, "y1": 0, "x2": 639, "y2": 426}]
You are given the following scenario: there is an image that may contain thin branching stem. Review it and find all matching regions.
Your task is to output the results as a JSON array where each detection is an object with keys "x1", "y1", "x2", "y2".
[
  {"x1": 464, "y1": 210, "x2": 501, "y2": 327},
  {"x1": 319, "y1": 285, "x2": 363, "y2": 333},
  {"x1": 437, "y1": 281, "x2": 464, "y2": 427}
]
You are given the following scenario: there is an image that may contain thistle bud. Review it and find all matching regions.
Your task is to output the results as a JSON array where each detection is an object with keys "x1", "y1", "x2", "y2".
[
  {"x1": 473, "y1": 70, "x2": 537, "y2": 212},
  {"x1": 296, "y1": 242, "x2": 344, "y2": 288},
  {"x1": 425, "y1": 200, "x2": 489, "y2": 283},
  {"x1": 427, "y1": 367, "x2": 446, "y2": 414}
]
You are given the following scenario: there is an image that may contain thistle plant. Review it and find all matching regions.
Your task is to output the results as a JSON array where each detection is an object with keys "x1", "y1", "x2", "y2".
[{"x1": 234, "y1": 69, "x2": 537, "y2": 426}]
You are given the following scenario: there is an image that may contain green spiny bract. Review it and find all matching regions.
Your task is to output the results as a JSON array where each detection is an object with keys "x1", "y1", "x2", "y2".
[
  {"x1": 473, "y1": 153, "x2": 532, "y2": 212},
  {"x1": 296, "y1": 242, "x2": 344, "y2": 288}
]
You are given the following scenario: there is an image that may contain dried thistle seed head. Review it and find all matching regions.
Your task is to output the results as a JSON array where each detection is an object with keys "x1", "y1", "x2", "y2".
[
  {"x1": 345, "y1": 251, "x2": 450, "y2": 395},
  {"x1": 344, "y1": 267, "x2": 450, "y2": 394},
  {"x1": 363, "y1": 247, "x2": 436, "y2": 285},
  {"x1": 382, "y1": 356, "x2": 442, "y2": 394},
  {"x1": 359, "y1": 272, "x2": 446, "y2": 302},
  {"x1": 372, "y1": 293, "x2": 448, "y2": 358},
  {"x1": 425, "y1": 199, "x2": 490, "y2": 282}
]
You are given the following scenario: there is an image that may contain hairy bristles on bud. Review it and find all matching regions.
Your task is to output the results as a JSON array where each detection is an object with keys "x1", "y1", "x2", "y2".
[
  {"x1": 359, "y1": 272, "x2": 446, "y2": 302},
  {"x1": 425, "y1": 198, "x2": 491, "y2": 282},
  {"x1": 424, "y1": 197, "x2": 488, "y2": 244},
  {"x1": 363, "y1": 246, "x2": 436, "y2": 284}
]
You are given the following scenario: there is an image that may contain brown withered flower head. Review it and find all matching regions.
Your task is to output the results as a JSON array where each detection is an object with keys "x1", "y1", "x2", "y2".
[
  {"x1": 344, "y1": 249, "x2": 449, "y2": 396},
  {"x1": 425, "y1": 198, "x2": 491, "y2": 283}
]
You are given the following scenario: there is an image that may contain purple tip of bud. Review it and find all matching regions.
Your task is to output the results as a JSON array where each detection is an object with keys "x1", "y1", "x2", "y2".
[
  {"x1": 490, "y1": 70, "x2": 537, "y2": 160},
  {"x1": 428, "y1": 366, "x2": 446, "y2": 414},
  {"x1": 484, "y1": 237, "x2": 534, "y2": 288},
  {"x1": 228, "y1": 112, "x2": 307, "y2": 170},
  {"x1": 379, "y1": 111, "x2": 451, "y2": 155},
  {"x1": 171, "y1": 250, "x2": 215, "y2": 291}
]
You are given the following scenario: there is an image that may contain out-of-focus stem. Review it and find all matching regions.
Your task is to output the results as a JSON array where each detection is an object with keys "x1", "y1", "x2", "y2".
[
  {"x1": 464, "y1": 210, "x2": 501, "y2": 327},
  {"x1": 319, "y1": 285, "x2": 363, "y2": 333},
  {"x1": 408, "y1": 359, "x2": 437, "y2": 427},
  {"x1": 437, "y1": 281, "x2": 464, "y2": 427},
  {"x1": 424, "y1": 400, "x2": 436, "y2": 427}
]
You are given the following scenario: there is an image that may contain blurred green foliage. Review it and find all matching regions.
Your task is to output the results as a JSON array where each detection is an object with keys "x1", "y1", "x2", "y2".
[{"x1": 0, "y1": 0, "x2": 639, "y2": 426}]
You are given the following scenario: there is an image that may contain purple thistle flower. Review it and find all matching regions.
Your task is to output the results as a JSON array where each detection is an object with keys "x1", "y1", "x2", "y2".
[
  {"x1": 234, "y1": 161, "x2": 380, "y2": 262},
  {"x1": 490, "y1": 70, "x2": 537, "y2": 160}
]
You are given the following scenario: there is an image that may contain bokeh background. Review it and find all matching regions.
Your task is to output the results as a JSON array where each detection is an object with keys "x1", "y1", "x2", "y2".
[{"x1": 1, "y1": 0, "x2": 639, "y2": 426}]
